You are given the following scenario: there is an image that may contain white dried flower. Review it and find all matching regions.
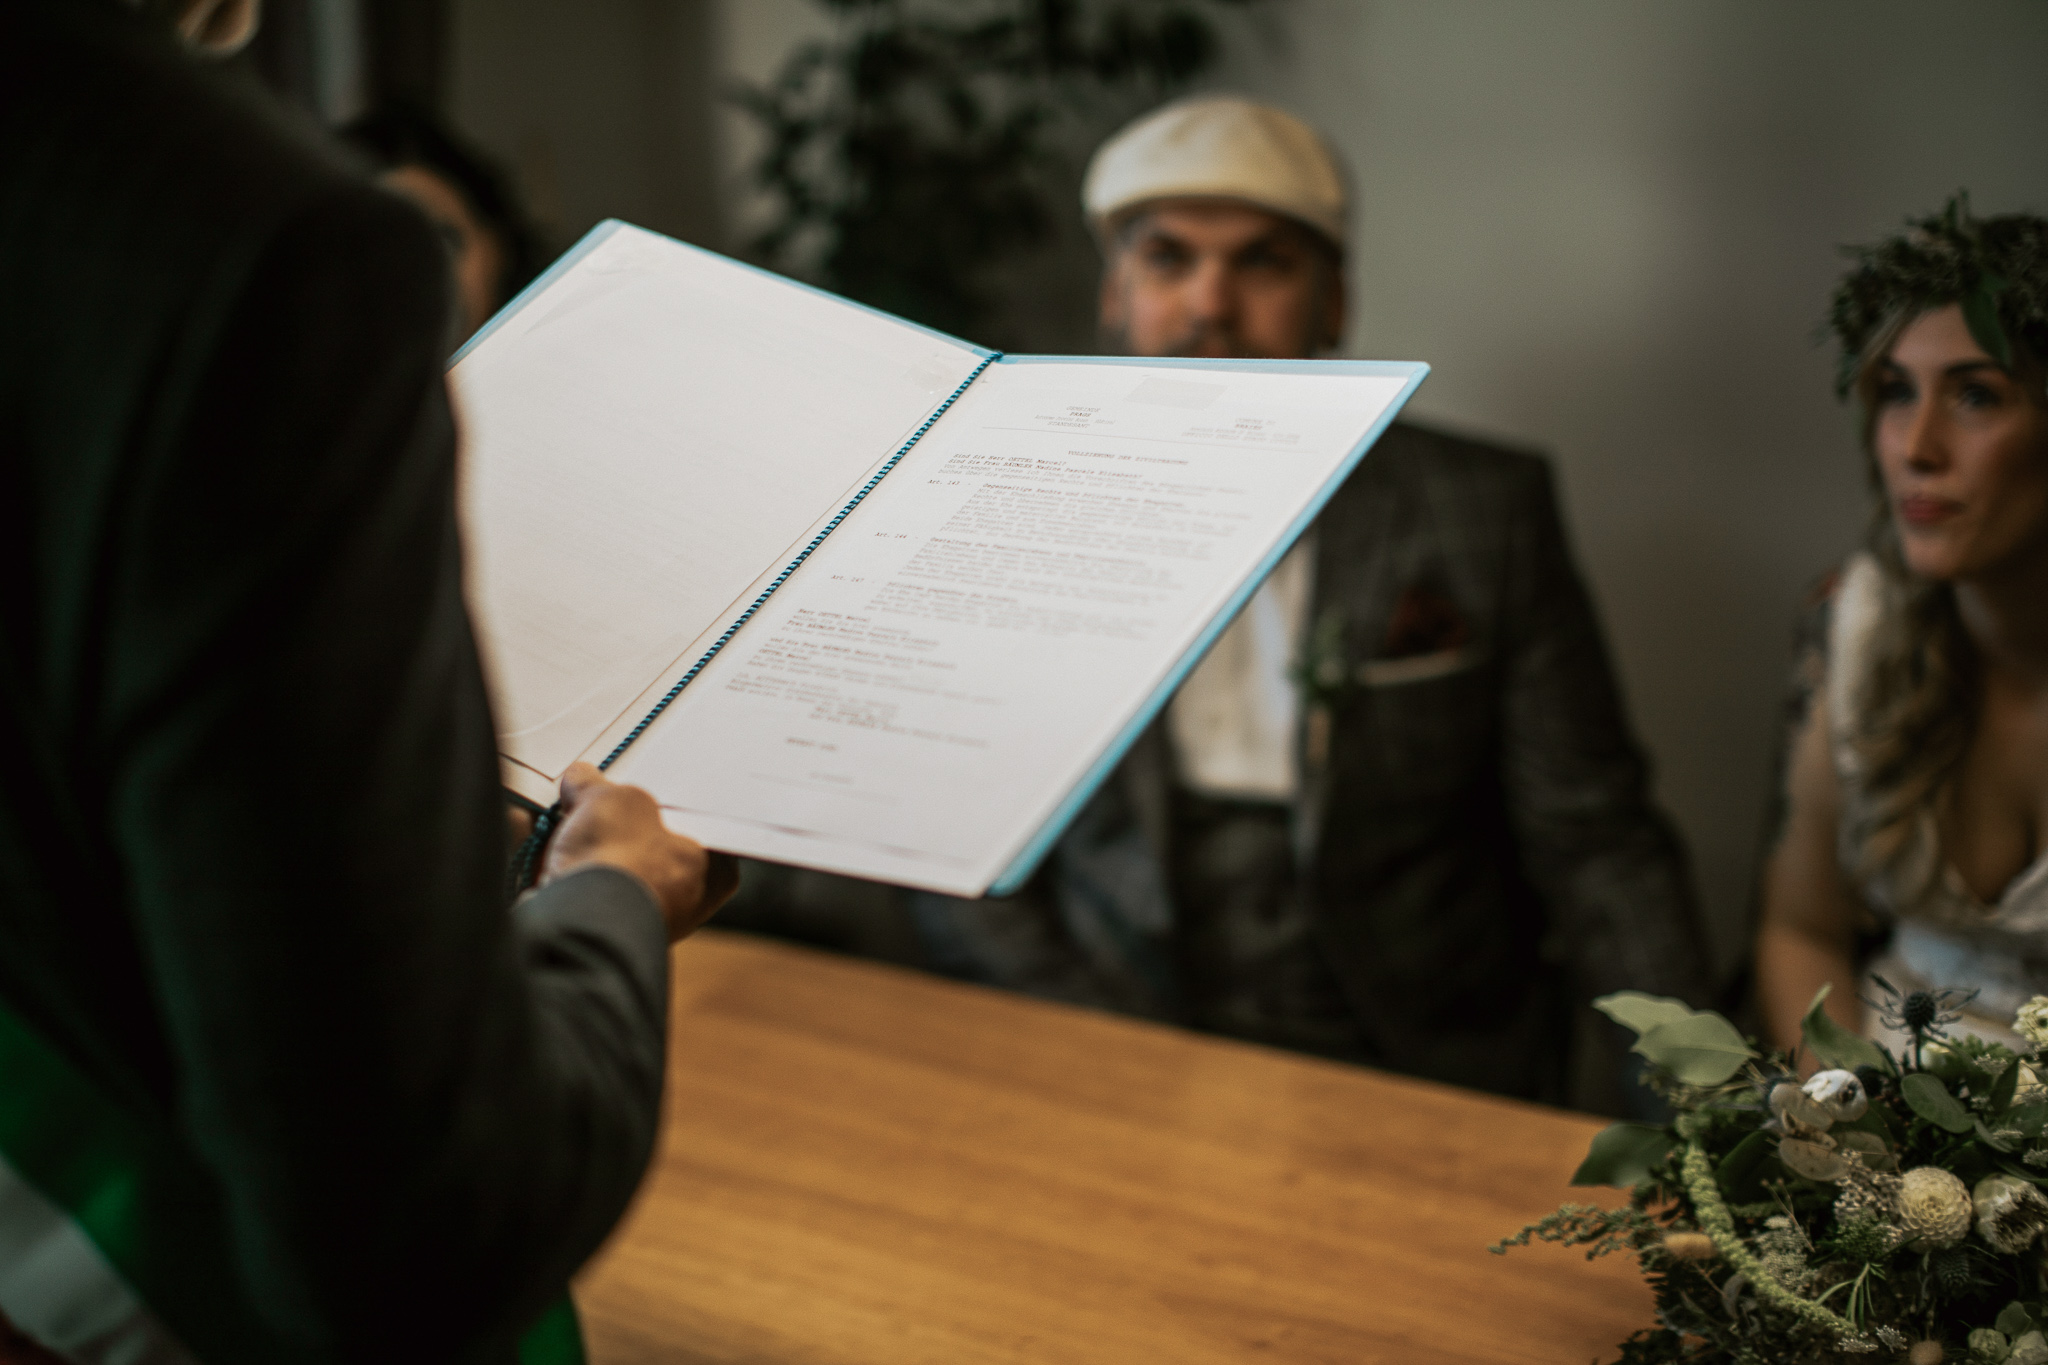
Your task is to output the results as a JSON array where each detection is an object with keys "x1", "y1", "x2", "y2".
[
  {"x1": 1972, "y1": 1327, "x2": 2012, "y2": 1361},
  {"x1": 2017, "y1": 996, "x2": 2048, "y2": 1049},
  {"x1": 1754, "y1": 1214, "x2": 1820, "y2": 1290},
  {"x1": 1804, "y1": 1068, "x2": 1870, "y2": 1121},
  {"x1": 2013, "y1": 1330, "x2": 2048, "y2": 1365},
  {"x1": 2026, "y1": 1146, "x2": 2048, "y2": 1168},
  {"x1": 2022, "y1": 1063, "x2": 2048, "y2": 1104},
  {"x1": 1974, "y1": 1174, "x2": 2048, "y2": 1253},
  {"x1": 1898, "y1": 1166, "x2": 1973, "y2": 1248}
]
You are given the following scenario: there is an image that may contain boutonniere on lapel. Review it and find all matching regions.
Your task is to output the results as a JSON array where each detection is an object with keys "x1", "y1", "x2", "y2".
[
  {"x1": 1292, "y1": 582, "x2": 1473, "y2": 711},
  {"x1": 1293, "y1": 610, "x2": 1358, "y2": 712},
  {"x1": 1292, "y1": 583, "x2": 1474, "y2": 768}
]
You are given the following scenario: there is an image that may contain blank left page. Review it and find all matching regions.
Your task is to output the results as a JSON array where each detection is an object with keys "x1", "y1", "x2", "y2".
[{"x1": 450, "y1": 223, "x2": 987, "y2": 783}]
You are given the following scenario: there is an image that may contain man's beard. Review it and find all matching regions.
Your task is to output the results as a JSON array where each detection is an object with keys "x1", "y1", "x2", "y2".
[
  {"x1": 1098, "y1": 318, "x2": 1309, "y2": 361},
  {"x1": 1161, "y1": 322, "x2": 1264, "y2": 359}
]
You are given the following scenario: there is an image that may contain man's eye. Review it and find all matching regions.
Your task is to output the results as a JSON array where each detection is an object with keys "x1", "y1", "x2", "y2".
[{"x1": 1140, "y1": 244, "x2": 1190, "y2": 272}]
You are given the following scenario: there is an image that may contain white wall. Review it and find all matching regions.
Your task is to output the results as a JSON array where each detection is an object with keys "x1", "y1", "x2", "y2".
[
  {"x1": 713, "y1": 0, "x2": 831, "y2": 248},
  {"x1": 447, "y1": 0, "x2": 719, "y2": 251}
]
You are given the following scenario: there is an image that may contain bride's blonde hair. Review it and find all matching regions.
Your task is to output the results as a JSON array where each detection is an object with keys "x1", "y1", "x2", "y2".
[{"x1": 1829, "y1": 198, "x2": 2048, "y2": 896}]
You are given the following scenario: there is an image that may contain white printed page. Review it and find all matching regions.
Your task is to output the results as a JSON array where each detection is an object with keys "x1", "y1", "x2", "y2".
[
  {"x1": 451, "y1": 223, "x2": 988, "y2": 781},
  {"x1": 608, "y1": 358, "x2": 1413, "y2": 895}
]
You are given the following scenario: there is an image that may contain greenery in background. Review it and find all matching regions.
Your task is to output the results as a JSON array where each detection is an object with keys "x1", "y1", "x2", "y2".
[
  {"x1": 1827, "y1": 194, "x2": 2048, "y2": 399},
  {"x1": 735, "y1": 0, "x2": 1264, "y2": 342}
]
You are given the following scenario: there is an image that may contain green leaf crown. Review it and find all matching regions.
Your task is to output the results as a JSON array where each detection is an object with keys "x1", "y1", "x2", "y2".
[{"x1": 1827, "y1": 192, "x2": 2048, "y2": 398}]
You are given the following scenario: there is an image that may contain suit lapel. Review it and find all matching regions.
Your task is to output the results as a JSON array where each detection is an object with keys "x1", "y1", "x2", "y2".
[
  {"x1": 1295, "y1": 431, "x2": 1415, "y2": 864},
  {"x1": 1309, "y1": 432, "x2": 1418, "y2": 660}
]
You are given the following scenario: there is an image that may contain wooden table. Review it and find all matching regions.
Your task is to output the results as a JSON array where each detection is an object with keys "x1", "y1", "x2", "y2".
[{"x1": 576, "y1": 930, "x2": 1654, "y2": 1364}]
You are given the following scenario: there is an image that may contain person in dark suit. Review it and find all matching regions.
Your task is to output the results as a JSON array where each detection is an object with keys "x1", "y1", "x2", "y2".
[
  {"x1": 903, "y1": 97, "x2": 1711, "y2": 1111},
  {"x1": 0, "y1": 1, "x2": 732, "y2": 1359}
]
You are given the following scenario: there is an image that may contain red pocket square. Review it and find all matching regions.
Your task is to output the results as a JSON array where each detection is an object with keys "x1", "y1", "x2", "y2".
[{"x1": 1379, "y1": 583, "x2": 1468, "y2": 661}]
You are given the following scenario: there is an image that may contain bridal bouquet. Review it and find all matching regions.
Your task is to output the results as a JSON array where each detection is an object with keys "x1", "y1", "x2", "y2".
[{"x1": 1497, "y1": 983, "x2": 2048, "y2": 1364}]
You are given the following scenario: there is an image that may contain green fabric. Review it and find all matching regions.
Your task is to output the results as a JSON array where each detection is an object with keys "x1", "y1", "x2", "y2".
[
  {"x1": 516, "y1": 1299, "x2": 586, "y2": 1365},
  {"x1": 0, "y1": 989, "x2": 285, "y2": 1362},
  {"x1": 0, "y1": 1002, "x2": 140, "y2": 1266},
  {"x1": 0, "y1": 988, "x2": 588, "y2": 1365}
]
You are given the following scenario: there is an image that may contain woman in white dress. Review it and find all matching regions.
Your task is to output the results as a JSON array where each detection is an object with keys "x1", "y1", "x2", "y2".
[{"x1": 1757, "y1": 199, "x2": 2048, "y2": 1053}]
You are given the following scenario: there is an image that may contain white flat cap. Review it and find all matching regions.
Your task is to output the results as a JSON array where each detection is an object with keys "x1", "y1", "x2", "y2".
[{"x1": 1083, "y1": 95, "x2": 1346, "y2": 247}]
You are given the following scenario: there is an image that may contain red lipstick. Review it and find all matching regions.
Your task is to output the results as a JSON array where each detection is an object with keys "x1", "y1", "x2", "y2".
[{"x1": 1897, "y1": 495, "x2": 1962, "y2": 527}]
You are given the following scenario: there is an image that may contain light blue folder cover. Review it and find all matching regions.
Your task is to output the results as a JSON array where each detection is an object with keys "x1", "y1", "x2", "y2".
[{"x1": 460, "y1": 221, "x2": 1427, "y2": 898}]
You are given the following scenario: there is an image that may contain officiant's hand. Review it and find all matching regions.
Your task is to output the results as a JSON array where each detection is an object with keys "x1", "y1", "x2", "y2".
[{"x1": 542, "y1": 762, "x2": 739, "y2": 940}]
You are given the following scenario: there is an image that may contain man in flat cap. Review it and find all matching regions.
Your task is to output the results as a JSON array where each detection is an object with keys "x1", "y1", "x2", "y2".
[{"x1": 911, "y1": 96, "x2": 1710, "y2": 1110}]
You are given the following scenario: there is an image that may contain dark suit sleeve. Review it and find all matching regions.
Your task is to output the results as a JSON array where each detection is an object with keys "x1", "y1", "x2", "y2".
[
  {"x1": 1494, "y1": 460, "x2": 1710, "y2": 1008},
  {"x1": 98, "y1": 185, "x2": 668, "y2": 1359}
]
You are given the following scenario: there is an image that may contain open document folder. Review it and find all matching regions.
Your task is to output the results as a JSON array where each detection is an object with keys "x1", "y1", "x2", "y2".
[{"x1": 452, "y1": 220, "x2": 1425, "y2": 898}]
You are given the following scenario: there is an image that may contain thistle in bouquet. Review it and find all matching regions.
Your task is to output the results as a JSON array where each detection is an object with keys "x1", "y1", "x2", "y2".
[{"x1": 1496, "y1": 982, "x2": 2048, "y2": 1364}]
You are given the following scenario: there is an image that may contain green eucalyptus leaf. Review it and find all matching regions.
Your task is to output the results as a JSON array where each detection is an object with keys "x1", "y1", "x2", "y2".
[
  {"x1": 1800, "y1": 983, "x2": 1892, "y2": 1075},
  {"x1": 1836, "y1": 1105, "x2": 1895, "y2": 1142},
  {"x1": 1835, "y1": 1129, "x2": 1896, "y2": 1172},
  {"x1": 1978, "y1": 1119, "x2": 2017, "y2": 1154},
  {"x1": 1715, "y1": 1128, "x2": 1774, "y2": 1198},
  {"x1": 1923, "y1": 1043, "x2": 1972, "y2": 1087},
  {"x1": 1991, "y1": 1054, "x2": 2024, "y2": 1116},
  {"x1": 1999, "y1": 1301, "x2": 2037, "y2": 1339},
  {"x1": 1570, "y1": 1122, "x2": 1674, "y2": 1188},
  {"x1": 1593, "y1": 991, "x2": 1698, "y2": 1039},
  {"x1": 2012, "y1": 1101, "x2": 2048, "y2": 1139},
  {"x1": 1633, "y1": 1013, "x2": 1755, "y2": 1086},
  {"x1": 1964, "y1": 273, "x2": 2016, "y2": 370},
  {"x1": 1901, "y1": 1072, "x2": 1975, "y2": 1134}
]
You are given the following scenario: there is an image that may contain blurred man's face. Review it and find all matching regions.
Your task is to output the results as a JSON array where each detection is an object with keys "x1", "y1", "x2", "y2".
[{"x1": 1099, "y1": 200, "x2": 1344, "y2": 361}]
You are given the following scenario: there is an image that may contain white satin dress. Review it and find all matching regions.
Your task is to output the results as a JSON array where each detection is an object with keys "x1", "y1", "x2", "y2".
[{"x1": 1828, "y1": 553, "x2": 2048, "y2": 1053}]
